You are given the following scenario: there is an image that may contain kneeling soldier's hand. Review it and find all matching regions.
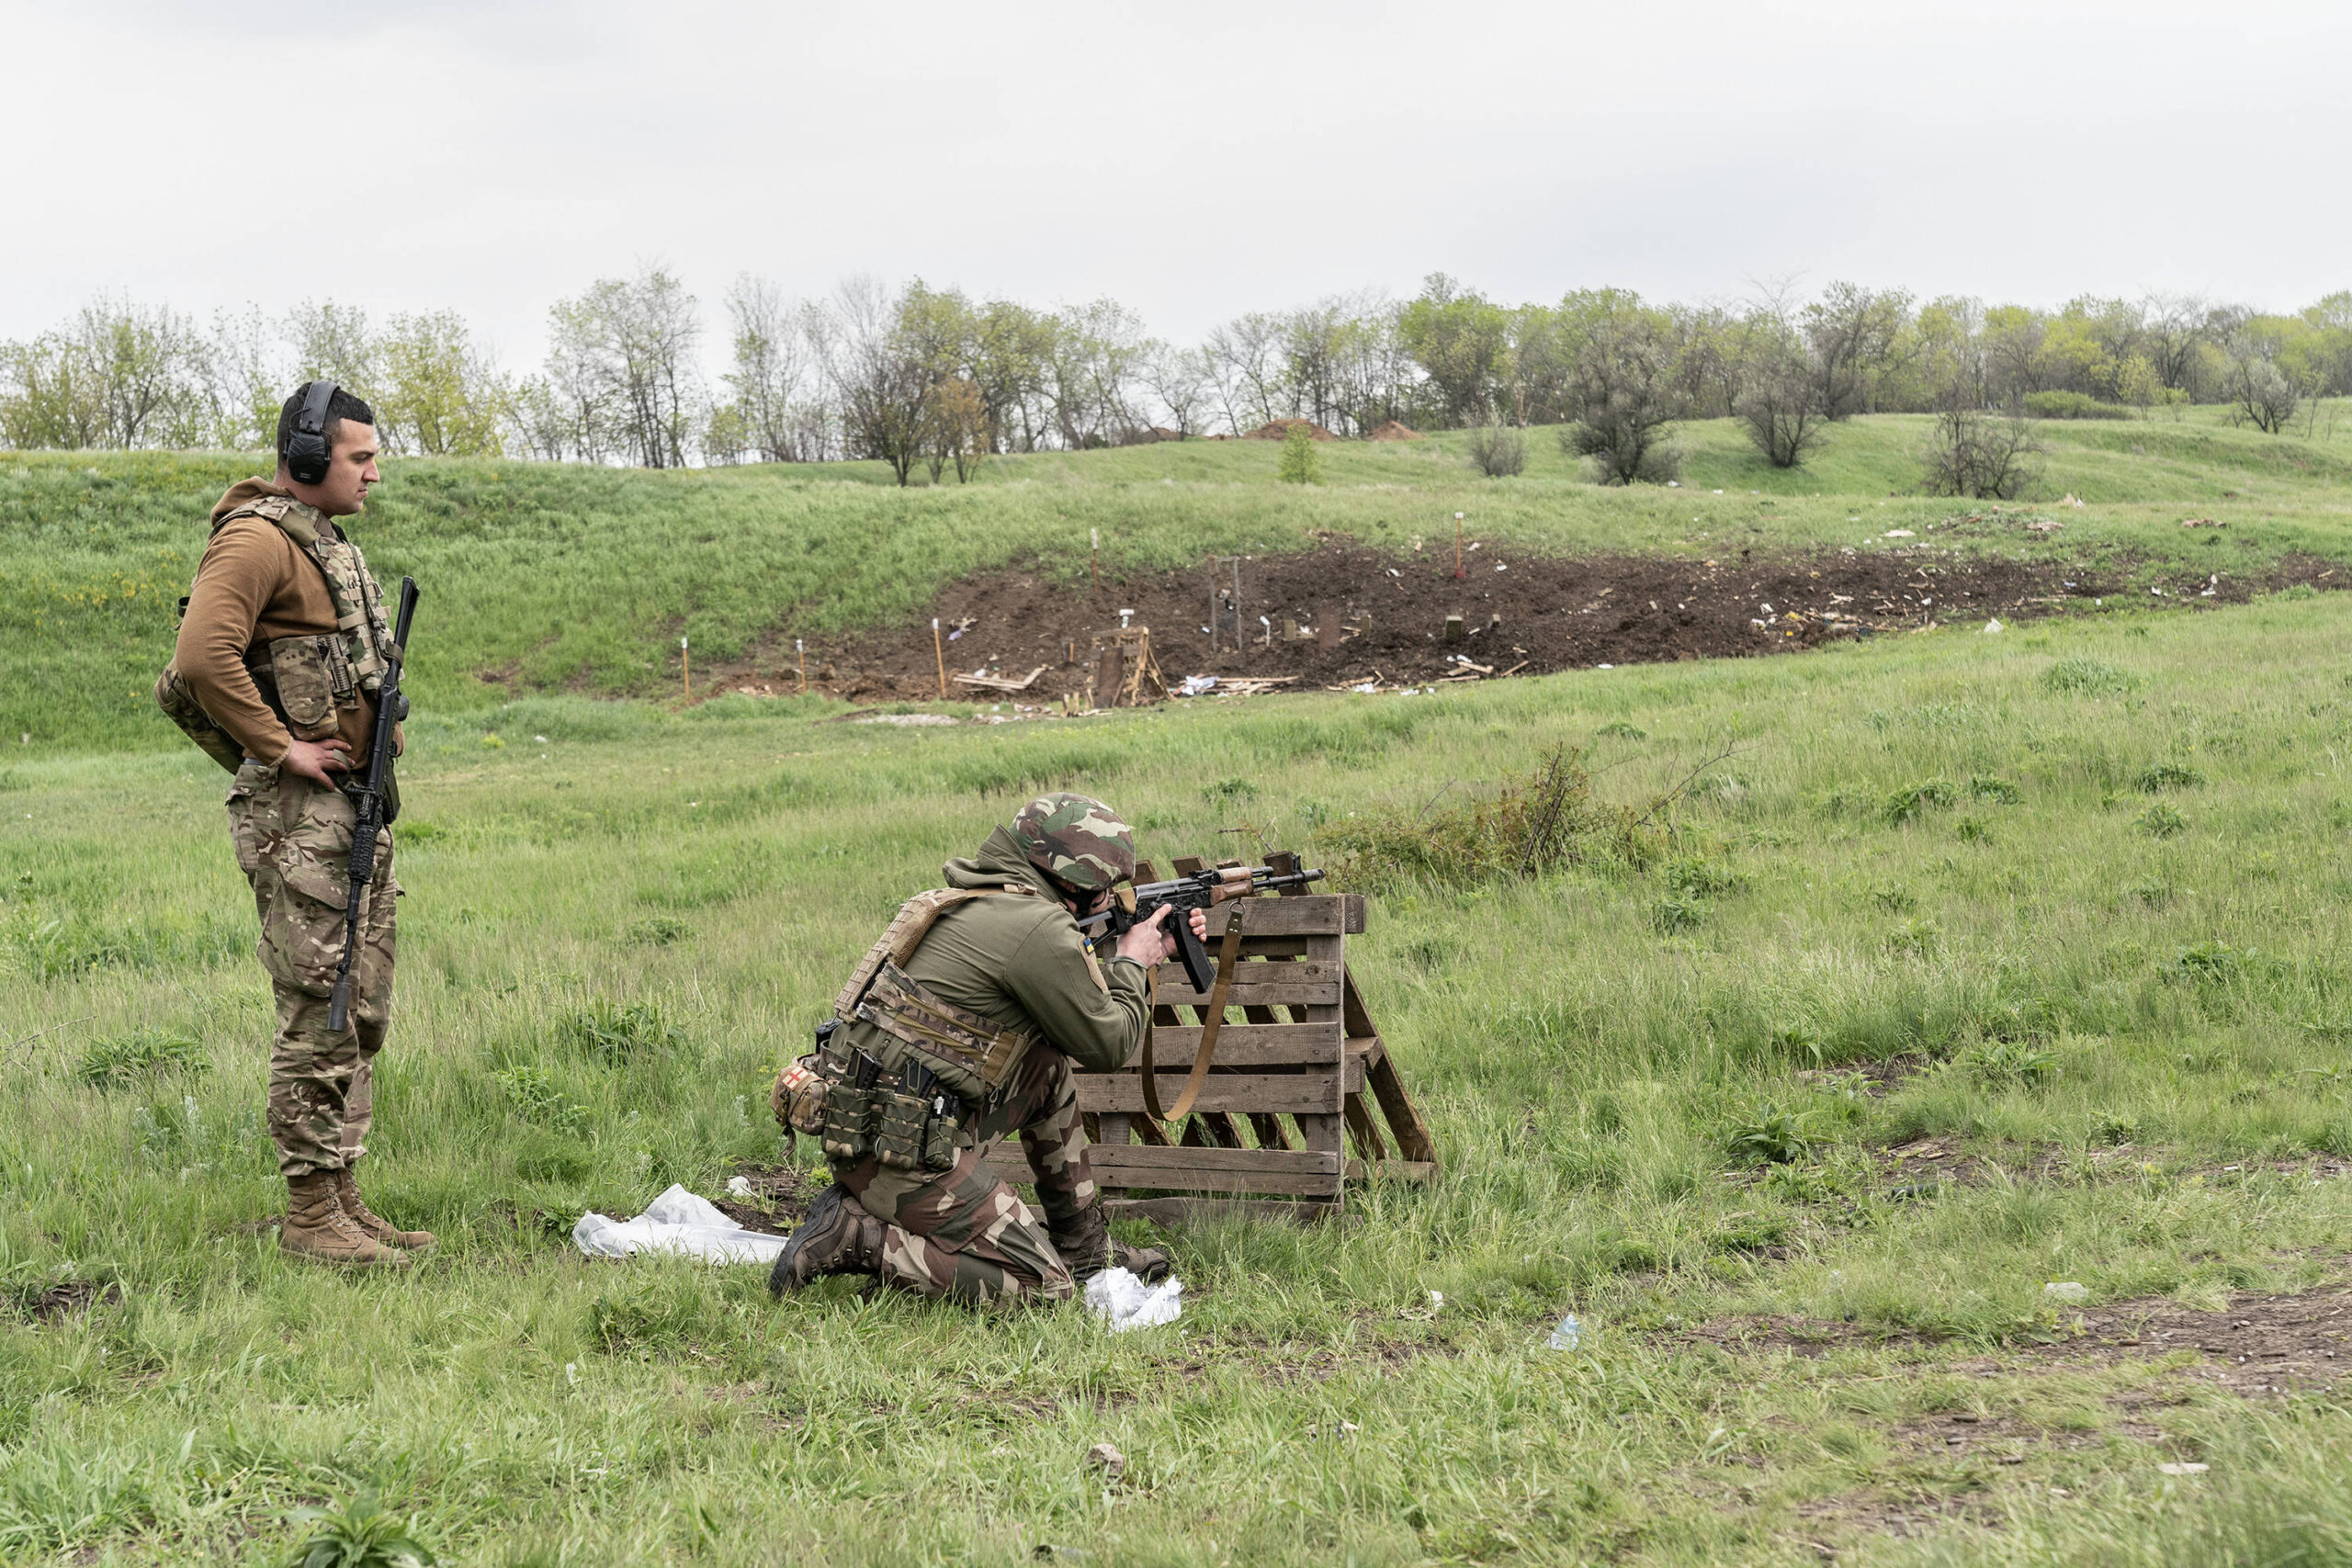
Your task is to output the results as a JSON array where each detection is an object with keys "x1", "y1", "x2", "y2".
[{"x1": 1114, "y1": 903, "x2": 1180, "y2": 967}]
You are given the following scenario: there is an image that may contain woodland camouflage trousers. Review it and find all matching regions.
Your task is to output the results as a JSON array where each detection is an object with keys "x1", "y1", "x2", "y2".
[
  {"x1": 225, "y1": 760, "x2": 397, "y2": 1177},
  {"x1": 832, "y1": 1043, "x2": 1096, "y2": 1305}
]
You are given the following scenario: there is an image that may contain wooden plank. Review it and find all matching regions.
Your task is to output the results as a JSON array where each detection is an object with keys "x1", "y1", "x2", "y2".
[
  {"x1": 1222, "y1": 896, "x2": 1365, "y2": 938},
  {"x1": 1344, "y1": 971, "x2": 1440, "y2": 1165},
  {"x1": 1076, "y1": 1070, "x2": 1342, "y2": 1116},
  {"x1": 1091, "y1": 1145, "x2": 1339, "y2": 1177},
  {"x1": 1151, "y1": 968, "x2": 1342, "y2": 1010},
  {"x1": 1246, "y1": 1112, "x2": 1295, "y2": 1150},
  {"x1": 1103, "y1": 1196, "x2": 1341, "y2": 1225},
  {"x1": 1093, "y1": 1164, "x2": 1336, "y2": 1196},
  {"x1": 1102, "y1": 1021, "x2": 1342, "y2": 1067},
  {"x1": 1096, "y1": 1112, "x2": 1132, "y2": 1147}
]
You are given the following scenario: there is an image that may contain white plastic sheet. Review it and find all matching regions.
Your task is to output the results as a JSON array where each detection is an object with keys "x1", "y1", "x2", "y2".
[
  {"x1": 1085, "y1": 1265, "x2": 1183, "y2": 1331},
  {"x1": 572, "y1": 1183, "x2": 787, "y2": 1265}
]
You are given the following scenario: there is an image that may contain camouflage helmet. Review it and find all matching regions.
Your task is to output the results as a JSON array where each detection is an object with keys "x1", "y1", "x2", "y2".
[{"x1": 1010, "y1": 792, "x2": 1136, "y2": 892}]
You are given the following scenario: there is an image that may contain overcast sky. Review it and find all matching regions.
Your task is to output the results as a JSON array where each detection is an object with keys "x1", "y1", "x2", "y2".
[{"x1": 4, "y1": 0, "x2": 2345, "y2": 372}]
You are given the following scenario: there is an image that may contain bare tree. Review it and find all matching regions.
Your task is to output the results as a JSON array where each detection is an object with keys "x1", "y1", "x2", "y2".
[
  {"x1": 1803, "y1": 282, "x2": 1911, "y2": 417},
  {"x1": 723, "y1": 276, "x2": 821, "y2": 462},
  {"x1": 536, "y1": 266, "x2": 702, "y2": 467},
  {"x1": 1921, "y1": 378, "x2": 2042, "y2": 498},
  {"x1": 2224, "y1": 329, "x2": 2301, "y2": 434},
  {"x1": 1203, "y1": 311, "x2": 1286, "y2": 434},
  {"x1": 1139, "y1": 341, "x2": 1212, "y2": 436},
  {"x1": 822, "y1": 276, "x2": 929, "y2": 484},
  {"x1": 0, "y1": 295, "x2": 211, "y2": 449},
  {"x1": 2141, "y1": 292, "x2": 2211, "y2": 391}
]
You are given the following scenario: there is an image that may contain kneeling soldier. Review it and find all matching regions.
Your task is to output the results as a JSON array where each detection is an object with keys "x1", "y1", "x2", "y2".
[{"x1": 771, "y1": 794, "x2": 1210, "y2": 1303}]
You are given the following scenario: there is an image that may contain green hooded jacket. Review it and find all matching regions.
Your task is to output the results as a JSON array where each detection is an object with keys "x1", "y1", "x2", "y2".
[{"x1": 839, "y1": 825, "x2": 1153, "y2": 1085}]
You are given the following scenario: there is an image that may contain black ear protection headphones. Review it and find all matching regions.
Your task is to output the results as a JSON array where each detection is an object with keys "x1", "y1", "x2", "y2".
[{"x1": 283, "y1": 379, "x2": 340, "y2": 486}]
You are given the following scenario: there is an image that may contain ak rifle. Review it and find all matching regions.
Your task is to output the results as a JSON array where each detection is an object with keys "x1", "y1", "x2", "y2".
[
  {"x1": 1076, "y1": 861, "x2": 1324, "y2": 994},
  {"x1": 328, "y1": 576, "x2": 418, "y2": 1034}
]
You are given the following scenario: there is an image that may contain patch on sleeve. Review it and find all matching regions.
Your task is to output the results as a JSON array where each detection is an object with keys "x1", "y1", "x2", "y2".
[{"x1": 1081, "y1": 943, "x2": 1110, "y2": 994}]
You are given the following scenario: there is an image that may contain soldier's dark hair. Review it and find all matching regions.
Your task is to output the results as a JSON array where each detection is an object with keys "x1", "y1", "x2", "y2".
[{"x1": 275, "y1": 385, "x2": 379, "y2": 464}]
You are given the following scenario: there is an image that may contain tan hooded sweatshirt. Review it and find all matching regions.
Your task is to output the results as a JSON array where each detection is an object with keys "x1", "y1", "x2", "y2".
[{"x1": 174, "y1": 478, "x2": 380, "y2": 767}]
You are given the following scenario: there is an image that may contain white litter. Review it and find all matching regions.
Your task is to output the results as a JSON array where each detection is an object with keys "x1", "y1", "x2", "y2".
[
  {"x1": 2157, "y1": 1461, "x2": 2211, "y2": 1475},
  {"x1": 725, "y1": 1175, "x2": 757, "y2": 1199},
  {"x1": 572, "y1": 1183, "x2": 787, "y2": 1265},
  {"x1": 1884, "y1": 529, "x2": 1916, "y2": 538},
  {"x1": 1085, "y1": 1265, "x2": 1183, "y2": 1332},
  {"x1": 1546, "y1": 1313, "x2": 1582, "y2": 1349},
  {"x1": 2042, "y1": 1280, "x2": 2089, "y2": 1303},
  {"x1": 1984, "y1": 619, "x2": 2003, "y2": 634},
  {"x1": 1176, "y1": 674, "x2": 1218, "y2": 696}
]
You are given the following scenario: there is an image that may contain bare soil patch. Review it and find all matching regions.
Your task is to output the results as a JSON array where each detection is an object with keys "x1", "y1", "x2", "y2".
[
  {"x1": 22, "y1": 1280, "x2": 119, "y2": 1324},
  {"x1": 712, "y1": 1164, "x2": 820, "y2": 1235},
  {"x1": 1676, "y1": 1273, "x2": 2352, "y2": 1393},
  {"x1": 759, "y1": 540, "x2": 2152, "y2": 704}
]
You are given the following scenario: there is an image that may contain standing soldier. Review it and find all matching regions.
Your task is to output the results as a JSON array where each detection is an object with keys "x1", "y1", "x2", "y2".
[
  {"x1": 159, "y1": 382, "x2": 431, "y2": 1268},
  {"x1": 771, "y1": 794, "x2": 1218, "y2": 1303}
]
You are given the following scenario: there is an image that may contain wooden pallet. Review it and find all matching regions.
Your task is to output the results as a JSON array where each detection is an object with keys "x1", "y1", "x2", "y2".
[{"x1": 980, "y1": 852, "x2": 1437, "y2": 1223}]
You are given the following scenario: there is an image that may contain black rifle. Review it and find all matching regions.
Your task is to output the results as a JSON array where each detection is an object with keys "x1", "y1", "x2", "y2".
[
  {"x1": 327, "y1": 576, "x2": 418, "y2": 1035},
  {"x1": 1075, "y1": 861, "x2": 1324, "y2": 993}
]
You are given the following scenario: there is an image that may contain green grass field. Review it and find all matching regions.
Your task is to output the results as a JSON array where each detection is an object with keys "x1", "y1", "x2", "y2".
[{"x1": 8, "y1": 423, "x2": 2352, "y2": 1564}]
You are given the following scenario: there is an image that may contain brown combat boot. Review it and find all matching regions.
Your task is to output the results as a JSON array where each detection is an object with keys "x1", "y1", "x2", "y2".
[
  {"x1": 769, "y1": 1183, "x2": 886, "y2": 1295},
  {"x1": 280, "y1": 1170, "x2": 408, "y2": 1268},
  {"x1": 1050, "y1": 1203, "x2": 1172, "y2": 1284},
  {"x1": 334, "y1": 1164, "x2": 436, "y2": 1255}
]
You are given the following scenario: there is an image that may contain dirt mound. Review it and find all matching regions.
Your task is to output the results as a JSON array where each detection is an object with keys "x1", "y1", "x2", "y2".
[
  {"x1": 691, "y1": 542, "x2": 2344, "y2": 706},
  {"x1": 1243, "y1": 418, "x2": 1338, "y2": 441},
  {"x1": 1363, "y1": 420, "x2": 1422, "y2": 441}
]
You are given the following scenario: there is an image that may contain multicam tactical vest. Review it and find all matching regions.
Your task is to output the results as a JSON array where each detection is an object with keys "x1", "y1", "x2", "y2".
[{"x1": 156, "y1": 495, "x2": 396, "y2": 769}]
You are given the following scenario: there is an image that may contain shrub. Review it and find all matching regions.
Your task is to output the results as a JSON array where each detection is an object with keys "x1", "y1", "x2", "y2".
[
  {"x1": 1664, "y1": 855, "x2": 1747, "y2": 899},
  {"x1": 1317, "y1": 746, "x2": 1645, "y2": 891},
  {"x1": 2043, "y1": 658, "x2": 2137, "y2": 696},
  {"x1": 2023, "y1": 390, "x2": 2132, "y2": 420},
  {"x1": 1725, "y1": 1103, "x2": 1814, "y2": 1165},
  {"x1": 627, "y1": 916, "x2": 692, "y2": 946},
  {"x1": 1562, "y1": 310, "x2": 1683, "y2": 486},
  {"x1": 288, "y1": 1492, "x2": 435, "y2": 1568},
  {"x1": 1595, "y1": 720, "x2": 1646, "y2": 740},
  {"x1": 1884, "y1": 779, "x2": 1957, "y2": 824},
  {"x1": 2137, "y1": 803, "x2": 2188, "y2": 839},
  {"x1": 1649, "y1": 897, "x2": 1707, "y2": 934},
  {"x1": 1885, "y1": 919, "x2": 1940, "y2": 956},
  {"x1": 1969, "y1": 776, "x2": 2022, "y2": 805},
  {"x1": 1963, "y1": 1039, "x2": 2060, "y2": 1088},
  {"x1": 557, "y1": 999, "x2": 687, "y2": 1064},
  {"x1": 2136, "y1": 762, "x2": 2205, "y2": 793},
  {"x1": 76, "y1": 1030, "x2": 208, "y2": 1090},
  {"x1": 1870, "y1": 883, "x2": 1916, "y2": 914},
  {"x1": 497, "y1": 1066, "x2": 590, "y2": 1135},
  {"x1": 1956, "y1": 815, "x2": 1992, "y2": 843},
  {"x1": 1464, "y1": 426, "x2": 1527, "y2": 479},
  {"x1": 1276, "y1": 423, "x2": 1321, "y2": 485},
  {"x1": 1921, "y1": 400, "x2": 2043, "y2": 500}
]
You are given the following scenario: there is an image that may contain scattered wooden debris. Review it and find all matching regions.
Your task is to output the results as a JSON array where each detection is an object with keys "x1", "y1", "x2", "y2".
[{"x1": 953, "y1": 665, "x2": 1049, "y2": 693}]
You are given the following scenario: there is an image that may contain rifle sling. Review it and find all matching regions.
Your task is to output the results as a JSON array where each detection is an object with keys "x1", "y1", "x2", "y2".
[{"x1": 1138, "y1": 904, "x2": 1246, "y2": 1124}]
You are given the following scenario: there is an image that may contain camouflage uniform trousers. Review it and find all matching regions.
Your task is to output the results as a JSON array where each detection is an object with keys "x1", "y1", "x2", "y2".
[
  {"x1": 224, "y1": 759, "x2": 397, "y2": 1177},
  {"x1": 831, "y1": 1043, "x2": 1097, "y2": 1305}
]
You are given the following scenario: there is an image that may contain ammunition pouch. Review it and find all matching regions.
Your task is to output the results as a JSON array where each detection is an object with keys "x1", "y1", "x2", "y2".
[{"x1": 854, "y1": 960, "x2": 1033, "y2": 1102}]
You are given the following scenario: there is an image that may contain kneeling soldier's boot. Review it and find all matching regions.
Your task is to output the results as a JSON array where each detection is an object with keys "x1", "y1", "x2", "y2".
[
  {"x1": 335, "y1": 1162, "x2": 436, "y2": 1255},
  {"x1": 1050, "y1": 1202, "x2": 1172, "y2": 1285},
  {"x1": 280, "y1": 1170, "x2": 407, "y2": 1268},
  {"x1": 769, "y1": 1183, "x2": 886, "y2": 1296}
]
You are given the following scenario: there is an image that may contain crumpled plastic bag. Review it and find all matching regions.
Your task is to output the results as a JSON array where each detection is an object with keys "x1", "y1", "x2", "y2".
[
  {"x1": 1085, "y1": 1264, "x2": 1183, "y2": 1331},
  {"x1": 572, "y1": 1183, "x2": 788, "y2": 1265}
]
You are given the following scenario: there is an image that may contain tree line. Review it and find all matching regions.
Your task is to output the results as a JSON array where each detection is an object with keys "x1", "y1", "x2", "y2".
[{"x1": 5, "y1": 270, "x2": 2346, "y2": 485}]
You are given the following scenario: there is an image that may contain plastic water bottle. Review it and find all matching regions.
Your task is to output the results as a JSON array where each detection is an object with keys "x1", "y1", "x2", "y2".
[{"x1": 1546, "y1": 1313, "x2": 1582, "y2": 1350}]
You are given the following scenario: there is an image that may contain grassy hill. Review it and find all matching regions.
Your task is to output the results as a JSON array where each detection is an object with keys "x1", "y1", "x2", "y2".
[{"x1": 7, "y1": 405, "x2": 2352, "y2": 753}]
